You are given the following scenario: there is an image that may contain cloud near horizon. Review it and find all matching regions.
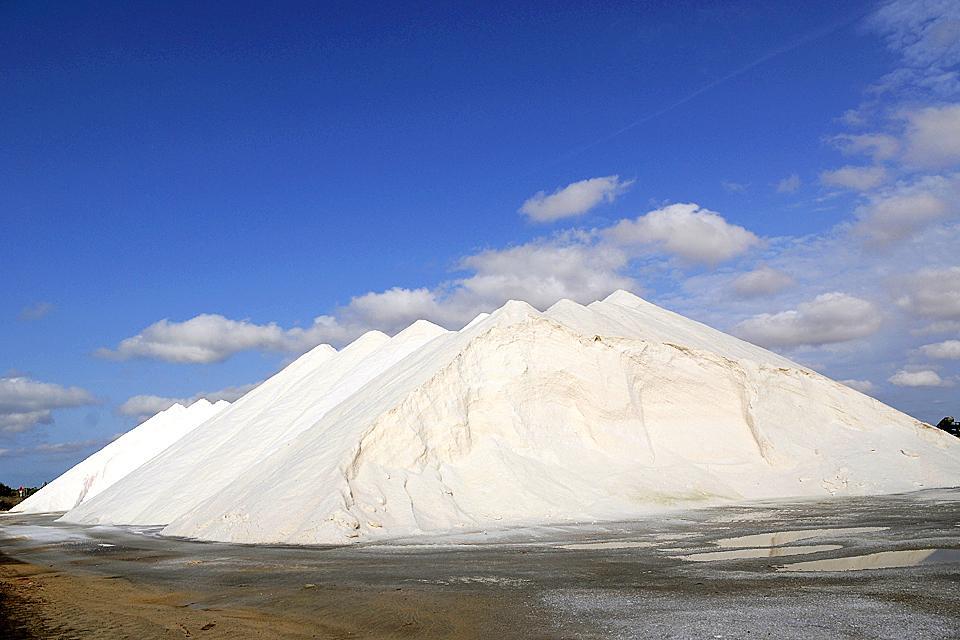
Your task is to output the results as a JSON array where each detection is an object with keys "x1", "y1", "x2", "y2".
[
  {"x1": 98, "y1": 202, "x2": 760, "y2": 363},
  {"x1": 0, "y1": 377, "x2": 98, "y2": 435}
]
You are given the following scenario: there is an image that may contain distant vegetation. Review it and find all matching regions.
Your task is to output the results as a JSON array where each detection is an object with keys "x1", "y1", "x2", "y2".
[
  {"x1": 936, "y1": 417, "x2": 959, "y2": 439},
  {"x1": 0, "y1": 482, "x2": 41, "y2": 511}
]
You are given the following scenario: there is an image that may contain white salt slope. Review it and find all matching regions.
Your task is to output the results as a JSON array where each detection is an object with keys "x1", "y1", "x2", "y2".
[
  {"x1": 159, "y1": 292, "x2": 960, "y2": 544},
  {"x1": 62, "y1": 321, "x2": 449, "y2": 526},
  {"x1": 13, "y1": 398, "x2": 229, "y2": 514}
]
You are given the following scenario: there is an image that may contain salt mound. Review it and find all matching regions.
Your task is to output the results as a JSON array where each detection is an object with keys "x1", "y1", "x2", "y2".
[
  {"x1": 13, "y1": 398, "x2": 229, "y2": 514},
  {"x1": 63, "y1": 291, "x2": 960, "y2": 544},
  {"x1": 62, "y1": 321, "x2": 448, "y2": 526}
]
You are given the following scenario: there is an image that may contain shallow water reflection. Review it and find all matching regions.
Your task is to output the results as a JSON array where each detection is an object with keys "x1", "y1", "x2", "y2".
[
  {"x1": 674, "y1": 544, "x2": 842, "y2": 562},
  {"x1": 779, "y1": 548, "x2": 960, "y2": 572},
  {"x1": 716, "y1": 527, "x2": 886, "y2": 548}
]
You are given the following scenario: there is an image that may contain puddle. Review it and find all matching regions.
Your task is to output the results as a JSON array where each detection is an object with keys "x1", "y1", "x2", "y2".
[
  {"x1": 557, "y1": 541, "x2": 655, "y2": 550},
  {"x1": 779, "y1": 549, "x2": 960, "y2": 572},
  {"x1": 715, "y1": 527, "x2": 887, "y2": 548},
  {"x1": 674, "y1": 544, "x2": 841, "y2": 562}
]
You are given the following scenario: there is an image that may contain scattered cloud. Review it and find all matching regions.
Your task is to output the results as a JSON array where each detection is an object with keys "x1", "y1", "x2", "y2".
[
  {"x1": 733, "y1": 292, "x2": 882, "y2": 349},
  {"x1": 901, "y1": 103, "x2": 960, "y2": 168},
  {"x1": 519, "y1": 175, "x2": 633, "y2": 222},
  {"x1": 889, "y1": 369, "x2": 949, "y2": 387},
  {"x1": 830, "y1": 133, "x2": 900, "y2": 161},
  {"x1": 919, "y1": 339, "x2": 960, "y2": 359},
  {"x1": 776, "y1": 173, "x2": 801, "y2": 193},
  {"x1": 722, "y1": 180, "x2": 749, "y2": 193},
  {"x1": 853, "y1": 173, "x2": 958, "y2": 244},
  {"x1": 96, "y1": 314, "x2": 351, "y2": 364},
  {"x1": 731, "y1": 266, "x2": 794, "y2": 298},
  {"x1": 841, "y1": 379, "x2": 876, "y2": 393},
  {"x1": 604, "y1": 203, "x2": 760, "y2": 265},
  {"x1": 894, "y1": 266, "x2": 960, "y2": 319},
  {"x1": 18, "y1": 302, "x2": 55, "y2": 321},
  {"x1": 0, "y1": 377, "x2": 98, "y2": 435},
  {"x1": 0, "y1": 437, "x2": 114, "y2": 459},
  {"x1": 118, "y1": 383, "x2": 260, "y2": 420},
  {"x1": 820, "y1": 165, "x2": 888, "y2": 191}
]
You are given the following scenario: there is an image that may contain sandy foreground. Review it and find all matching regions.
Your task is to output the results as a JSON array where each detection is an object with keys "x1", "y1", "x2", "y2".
[{"x1": 2, "y1": 489, "x2": 960, "y2": 639}]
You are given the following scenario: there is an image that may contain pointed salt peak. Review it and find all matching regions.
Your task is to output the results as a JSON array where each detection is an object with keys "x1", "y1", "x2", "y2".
[
  {"x1": 340, "y1": 329, "x2": 391, "y2": 353},
  {"x1": 393, "y1": 319, "x2": 448, "y2": 340},
  {"x1": 187, "y1": 398, "x2": 213, "y2": 410},
  {"x1": 545, "y1": 298, "x2": 588, "y2": 314},
  {"x1": 485, "y1": 299, "x2": 543, "y2": 326},
  {"x1": 603, "y1": 289, "x2": 648, "y2": 308},
  {"x1": 309, "y1": 342, "x2": 337, "y2": 356},
  {"x1": 163, "y1": 403, "x2": 188, "y2": 415},
  {"x1": 461, "y1": 312, "x2": 490, "y2": 331}
]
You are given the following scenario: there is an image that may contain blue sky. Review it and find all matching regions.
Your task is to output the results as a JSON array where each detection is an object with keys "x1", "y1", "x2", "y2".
[{"x1": 3, "y1": 0, "x2": 959, "y2": 486}]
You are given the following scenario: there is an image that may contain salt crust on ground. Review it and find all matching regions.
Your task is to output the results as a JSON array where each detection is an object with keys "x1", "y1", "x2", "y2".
[{"x1": 58, "y1": 291, "x2": 960, "y2": 544}]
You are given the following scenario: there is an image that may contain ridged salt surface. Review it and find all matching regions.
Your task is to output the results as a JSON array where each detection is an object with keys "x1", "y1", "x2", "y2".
[
  {"x1": 59, "y1": 291, "x2": 960, "y2": 544},
  {"x1": 13, "y1": 398, "x2": 229, "y2": 513}
]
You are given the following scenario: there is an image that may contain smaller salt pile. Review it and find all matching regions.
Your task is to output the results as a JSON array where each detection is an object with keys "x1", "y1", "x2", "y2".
[{"x1": 12, "y1": 398, "x2": 229, "y2": 514}]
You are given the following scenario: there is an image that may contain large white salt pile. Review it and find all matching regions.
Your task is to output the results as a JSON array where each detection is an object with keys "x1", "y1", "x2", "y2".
[
  {"x1": 62, "y1": 320, "x2": 448, "y2": 527},
  {"x1": 62, "y1": 291, "x2": 960, "y2": 544},
  {"x1": 13, "y1": 398, "x2": 229, "y2": 513}
]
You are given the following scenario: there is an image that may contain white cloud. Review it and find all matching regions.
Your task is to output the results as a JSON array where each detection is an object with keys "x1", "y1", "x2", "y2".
[
  {"x1": 101, "y1": 202, "x2": 759, "y2": 362},
  {"x1": 605, "y1": 203, "x2": 760, "y2": 265},
  {"x1": 820, "y1": 165, "x2": 888, "y2": 191},
  {"x1": 731, "y1": 266, "x2": 794, "y2": 298},
  {"x1": 0, "y1": 437, "x2": 114, "y2": 459},
  {"x1": 888, "y1": 369, "x2": 949, "y2": 387},
  {"x1": 776, "y1": 173, "x2": 801, "y2": 193},
  {"x1": 841, "y1": 379, "x2": 876, "y2": 394},
  {"x1": 919, "y1": 339, "x2": 960, "y2": 359},
  {"x1": 853, "y1": 174, "x2": 958, "y2": 244},
  {"x1": 722, "y1": 181, "x2": 748, "y2": 193},
  {"x1": 0, "y1": 377, "x2": 97, "y2": 435},
  {"x1": 868, "y1": 0, "x2": 960, "y2": 96},
  {"x1": 118, "y1": 383, "x2": 259, "y2": 421},
  {"x1": 902, "y1": 103, "x2": 960, "y2": 168},
  {"x1": 895, "y1": 266, "x2": 960, "y2": 319},
  {"x1": 18, "y1": 302, "x2": 55, "y2": 321},
  {"x1": 519, "y1": 175, "x2": 633, "y2": 222},
  {"x1": 733, "y1": 292, "x2": 882, "y2": 349},
  {"x1": 96, "y1": 314, "x2": 353, "y2": 364},
  {"x1": 830, "y1": 133, "x2": 900, "y2": 161}
]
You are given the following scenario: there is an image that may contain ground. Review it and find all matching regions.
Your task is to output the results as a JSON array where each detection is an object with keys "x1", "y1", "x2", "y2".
[{"x1": 1, "y1": 489, "x2": 959, "y2": 639}]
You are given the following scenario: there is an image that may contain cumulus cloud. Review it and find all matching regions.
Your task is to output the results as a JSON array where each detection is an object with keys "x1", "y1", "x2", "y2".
[
  {"x1": 731, "y1": 266, "x2": 794, "y2": 298},
  {"x1": 519, "y1": 175, "x2": 633, "y2": 222},
  {"x1": 820, "y1": 165, "x2": 888, "y2": 191},
  {"x1": 96, "y1": 314, "x2": 352, "y2": 364},
  {"x1": 733, "y1": 293, "x2": 882, "y2": 349},
  {"x1": 854, "y1": 174, "x2": 958, "y2": 244},
  {"x1": 830, "y1": 133, "x2": 900, "y2": 161},
  {"x1": 605, "y1": 203, "x2": 760, "y2": 265},
  {"x1": 888, "y1": 369, "x2": 949, "y2": 387},
  {"x1": 776, "y1": 174, "x2": 801, "y2": 193},
  {"x1": 18, "y1": 302, "x2": 55, "y2": 321},
  {"x1": 0, "y1": 377, "x2": 97, "y2": 435},
  {"x1": 895, "y1": 266, "x2": 960, "y2": 319},
  {"x1": 919, "y1": 339, "x2": 960, "y2": 359},
  {"x1": 101, "y1": 201, "x2": 760, "y2": 362},
  {"x1": 901, "y1": 103, "x2": 960, "y2": 168},
  {"x1": 117, "y1": 383, "x2": 259, "y2": 421}
]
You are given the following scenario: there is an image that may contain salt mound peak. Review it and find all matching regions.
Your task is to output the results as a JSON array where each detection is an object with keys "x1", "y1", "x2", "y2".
[
  {"x1": 61, "y1": 294, "x2": 960, "y2": 544},
  {"x1": 13, "y1": 398, "x2": 229, "y2": 514}
]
